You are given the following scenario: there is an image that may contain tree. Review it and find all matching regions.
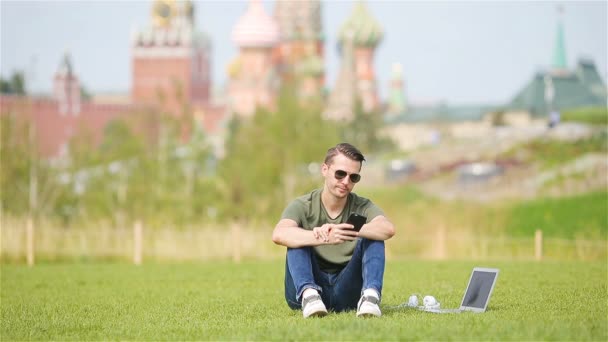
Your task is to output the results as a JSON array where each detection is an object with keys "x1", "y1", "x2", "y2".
[
  {"x1": 339, "y1": 99, "x2": 395, "y2": 155},
  {"x1": 1, "y1": 113, "x2": 62, "y2": 219},
  {"x1": 0, "y1": 71, "x2": 26, "y2": 95},
  {"x1": 80, "y1": 85, "x2": 92, "y2": 101},
  {"x1": 218, "y1": 86, "x2": 340, "y2": 223},
  {"x1": 1, "y1": 115, "x2": 33, "y2": 215}
]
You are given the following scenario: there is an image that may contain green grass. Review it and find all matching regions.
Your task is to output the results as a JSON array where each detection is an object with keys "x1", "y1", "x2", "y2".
[
  {"x1": 2, "y1": 260, "x2": 606, "y2": 340},
  {"x1": 562, "y1": 107, "x2": 608, "y2": 125},
  {"x1": 361, "y1": 184, "x2": 607, "y2": 240},
  {"x1": 502, "y1": 132, "x2": 607, "y2": 170},
  {"x1": 504, "y1": 191, "x2": 608, "y2": 239}
]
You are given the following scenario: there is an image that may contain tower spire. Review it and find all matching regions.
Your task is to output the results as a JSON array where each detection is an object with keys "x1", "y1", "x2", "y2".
[
  {"x1": 552, "y1": 5, "x2": 567, "y2": 71},
  {"x1": 386, "y1": 63, "x2": 406, "y2": 118}
]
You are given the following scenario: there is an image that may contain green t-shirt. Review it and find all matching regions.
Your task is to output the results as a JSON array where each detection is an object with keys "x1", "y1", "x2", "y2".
[{"x1": 280, "y1": 188, "x2": 385, "y2": 273}]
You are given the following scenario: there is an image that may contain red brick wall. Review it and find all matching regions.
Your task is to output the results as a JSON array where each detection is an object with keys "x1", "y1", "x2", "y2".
[
  {"x1": 132, "y1": 47, "x2": 211, "y2": 116},
  {"x1": 132, "y1": 56, "x2": 191, "y2": 114},
  {"x1": 1, "y1": 95, "x2": 137, "y2": 158},
  {"x1": 190, "y1": 50, "x2": 210, "y2": 103}
]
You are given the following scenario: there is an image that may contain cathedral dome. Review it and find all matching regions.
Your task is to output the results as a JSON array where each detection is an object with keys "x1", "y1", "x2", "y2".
[
  {"x1": 232, "y1": 0, "x2": 279, "y2": 48},
  {"x1": 338, "y1": 2, "x2": 383, "y2": 47}
]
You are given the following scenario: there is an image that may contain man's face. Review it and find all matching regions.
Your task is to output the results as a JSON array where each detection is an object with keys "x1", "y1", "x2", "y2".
[{"x1": 321, "y1": 153, "x2": 362, "y2": 199}]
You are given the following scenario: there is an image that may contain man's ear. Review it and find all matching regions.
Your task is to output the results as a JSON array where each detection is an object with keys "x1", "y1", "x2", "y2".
[{"x1": 321, "y1": 163, "x2": 328, "y2": 177}]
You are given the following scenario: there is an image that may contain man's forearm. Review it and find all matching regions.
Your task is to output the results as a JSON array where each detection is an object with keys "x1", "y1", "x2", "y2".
[
  {"x1": 272, "y1": 226, "x2": 323, "y2": 248},
  {"x1": 358, "y1": 217, "x2": 395, "y2": 241}
]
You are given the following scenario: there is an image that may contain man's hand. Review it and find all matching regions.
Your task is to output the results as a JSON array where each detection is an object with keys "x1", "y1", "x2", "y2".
[
  {"x1": 273, "y1": 219, "x2": 365, "y2": 248},
  {"x1": 312, "y1": 225, "x2": 330, "y2": 243},
  {"x1": 322, "y1": 223, "x2": 358, "y2": 244}
]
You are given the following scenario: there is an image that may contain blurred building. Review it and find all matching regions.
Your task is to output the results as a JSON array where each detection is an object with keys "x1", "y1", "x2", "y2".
[
  {"x1": 131, "y1": 0, "x2": 226, "y2": 151},
  {"x1": 386, "y1": 5, "x2": 606, "y2": 129},
  {"x1": 1, "y1": 0, "x2": 392, "y2": 160},
  {"x1": 131, "y1": 0, "x2": 211, "y2": 114},
  {"x1": 228, "y1": 0, "x2": 325, "y2": 117},
  {"x1": 503, "y1": 7, "x2": 607, "y2": 117},
  {"x1": 227, "y1": 0, "x2": 382, "y2": 120},
  {"x1": 324, "y1": 1, "x2": 383, "y2": 120},
  {"x1": 1, "y1": 53, "x2": 140, "y2": 158},
  {"x1": 228, "y1": 0, "x2": 280, "y2": 117},
  {"x1": 274, "y1": 0, "x2": 325, "y2": 100},
  {"x1": 385, "y1": 62, "x2": 408, "y2": 120},
  {"x1": 505, "y1": 59, "x2": 607, "y2": 117},
  {"x1": 1, "y1": 0, "x2": 227, "y2": 159}
]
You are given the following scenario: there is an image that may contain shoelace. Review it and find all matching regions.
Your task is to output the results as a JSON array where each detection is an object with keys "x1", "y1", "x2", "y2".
[
  {"x1": 358, "y1": 295, "x2": 380, "y2": 310},
  {"x1": 302, "y1": 294, "x2": 323, "y2": 308}
]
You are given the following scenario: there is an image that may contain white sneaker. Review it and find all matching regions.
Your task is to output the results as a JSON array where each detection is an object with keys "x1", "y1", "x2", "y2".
[
  {"x1": 302, "y1": 294, "x2": 328, "y2": 318},
  {"x1": 356, "y1": 295, "x2": 381, "y2": 317}
]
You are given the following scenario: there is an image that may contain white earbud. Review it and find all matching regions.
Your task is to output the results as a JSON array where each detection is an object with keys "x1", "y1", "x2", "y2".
[
  {"x1": 407, "y1": 295, "x2": 419, "y2": 307},
  {"x1": 405, "y1": 294, "x2": 441, "y2": 310},
  {"x1": 423, "y1": 295, "x2": 440, "y2": 309}
]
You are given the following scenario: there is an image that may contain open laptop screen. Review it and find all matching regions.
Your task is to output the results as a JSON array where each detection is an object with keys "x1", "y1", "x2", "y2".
[{"x1": 461, "y1": 268, "x2": 499, "y2": 311}]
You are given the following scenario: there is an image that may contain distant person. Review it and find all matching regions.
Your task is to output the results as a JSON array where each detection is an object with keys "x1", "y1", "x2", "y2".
[
  {"x1": 548, "y1": 110, "x2": 560, "y2": 128},
  {"x1": 272, "y1": 143, "x2": 395, "y2": 318},
  {"x1": 430, "y1": 130, "x2": 441, "y2": 145}
]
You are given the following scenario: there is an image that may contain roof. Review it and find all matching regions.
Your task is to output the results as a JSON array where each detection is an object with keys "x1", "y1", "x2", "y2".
[
  {"x1": 232, "y1": 0, "x2": 279, "y2": 48},
  {"x1": 505, "y1": 59, "x2": 607, "y2": 116},
  {"x1": 338, "y1": 1, "x2": 383, "y2": 47},
  {"x1": 385, "y1": 103, "x2": 497, "y2": 124}
]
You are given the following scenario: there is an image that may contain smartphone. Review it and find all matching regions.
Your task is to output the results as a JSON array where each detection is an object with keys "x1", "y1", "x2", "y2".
[{"x1": 347, "y1": 213, "x2": 367, "y2": 232}]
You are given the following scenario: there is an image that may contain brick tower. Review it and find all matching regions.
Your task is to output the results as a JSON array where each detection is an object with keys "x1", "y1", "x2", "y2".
[
  {"x1": 386, "y1": 62, "x2": 407, "y2": 119},
  {"x1": 53, "y1": 52, "x2": 81, "y2": 116},
  {"x1": 131, "y1": 0, "x2": 211, "y2": 115},
  {"x1": 325, "y1": 1, "x2": 383, "y2": 120}
]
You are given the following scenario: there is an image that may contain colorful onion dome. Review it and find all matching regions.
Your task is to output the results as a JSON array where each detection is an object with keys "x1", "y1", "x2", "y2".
[
  {"x1": 338, "y1": 1, "x2": 383, "y2": 47},
  {"x1": 232, "y1": 0, "x2": 279, "y2": 48}
]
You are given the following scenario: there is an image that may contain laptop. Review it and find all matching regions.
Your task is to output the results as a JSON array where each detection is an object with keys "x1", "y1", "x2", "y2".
[{"x1": 423, "y1": 267, "x2": 499, "y2": 314}]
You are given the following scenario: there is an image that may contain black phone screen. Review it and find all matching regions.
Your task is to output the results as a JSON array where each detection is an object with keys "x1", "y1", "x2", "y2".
[{"x1": 347, "y1": 213, "x2": 367, "y2": 231}]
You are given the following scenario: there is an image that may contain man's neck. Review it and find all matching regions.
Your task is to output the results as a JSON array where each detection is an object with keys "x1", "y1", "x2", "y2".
[{"x1": 321, "y1": 188, "x2": 348, "y2": 218}]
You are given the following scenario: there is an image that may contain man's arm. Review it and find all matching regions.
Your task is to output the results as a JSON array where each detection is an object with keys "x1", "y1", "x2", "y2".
[
  {"x1": 272, "y1": 219, "x2": 324, "y2": 248},
  {"x1": 358, "y1": 215, "x2": 395, "y2": 241},
  {"x1": 272, "y1": 219, "x2": 358, "y2": 248}
]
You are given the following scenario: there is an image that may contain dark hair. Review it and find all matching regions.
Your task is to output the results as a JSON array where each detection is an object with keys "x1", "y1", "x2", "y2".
[{"x1": 324, "y1": 143, "x2": 365, "y2": 165}]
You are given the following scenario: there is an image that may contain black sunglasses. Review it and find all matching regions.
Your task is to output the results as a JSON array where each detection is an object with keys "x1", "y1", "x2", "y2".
[{"x1": 334, "y1": 169, "x2": 361, "y2": 183}]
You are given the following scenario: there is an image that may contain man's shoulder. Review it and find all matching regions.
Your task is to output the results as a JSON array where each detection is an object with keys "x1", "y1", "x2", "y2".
[
  {"x1": 281, "y1": 188, "x2": 321, "y2": 221},
  {"x1": 349, "y1": 191, "x2": 373, "y2": 206}
]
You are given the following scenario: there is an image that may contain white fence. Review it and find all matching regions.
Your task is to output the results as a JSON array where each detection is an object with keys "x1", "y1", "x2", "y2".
[{"x1": 1, "y1": 219, "x2": 606, "y2": 265}]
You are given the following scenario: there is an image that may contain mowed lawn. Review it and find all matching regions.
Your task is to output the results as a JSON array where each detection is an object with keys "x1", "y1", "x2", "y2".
[{"x1": 1, "y1": 260, "x2": 606, "y2": 341}]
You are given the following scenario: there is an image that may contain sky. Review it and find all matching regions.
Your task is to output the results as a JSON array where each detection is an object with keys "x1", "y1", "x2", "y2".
[{"x1": 1, "y1": 0, "x2": 606, "y2": 106}]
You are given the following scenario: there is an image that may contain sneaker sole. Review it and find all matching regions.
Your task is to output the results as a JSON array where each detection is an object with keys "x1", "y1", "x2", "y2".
[
  {"x1": 356, "y1": 310, "x2": 381, "y2": 317},
  {"x1": 305, "y1": 310, "x2": 328, "y2": 318},
  {"x1": 303, "y1": 302, "x2": 328, "y2": 318}
]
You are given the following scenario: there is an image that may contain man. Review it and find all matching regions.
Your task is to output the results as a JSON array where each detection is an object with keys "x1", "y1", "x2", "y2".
[{"x1": 272, "y1": 143, "x2": 395, "y2": 318}]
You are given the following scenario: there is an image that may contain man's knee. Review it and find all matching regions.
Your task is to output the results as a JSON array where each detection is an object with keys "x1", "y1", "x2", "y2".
[
  {"x1": 285, "y1": 292, "x2": 301, "y2": 310},
  {"x1": 362, "y1": 238, "x2": 385, "y2": 248},
  {"x1": 287, "y1": 246, "x2": 313, "y2": 256}
]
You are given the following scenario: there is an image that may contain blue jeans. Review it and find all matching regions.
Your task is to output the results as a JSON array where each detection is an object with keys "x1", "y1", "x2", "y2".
[{"x1": 284, "y1": 239, "x2": 385, "y2": 312}]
